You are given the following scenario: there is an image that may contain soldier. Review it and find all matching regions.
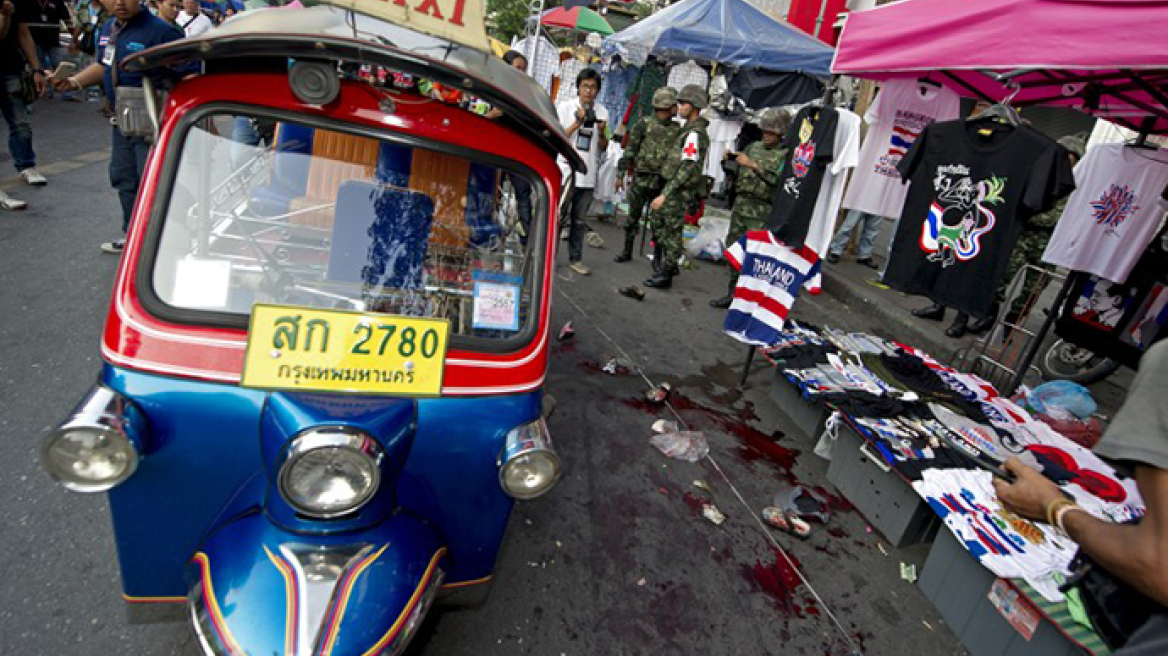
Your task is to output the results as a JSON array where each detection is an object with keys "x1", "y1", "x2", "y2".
[
  {"x1": 644, "y1": 83, "x2": 710, "y2": 290},
  {"x1": 709, "y1": 107, "x2": 791, "y2": 308},
  {"x1": 614, "y1": 87, "x2": 680, "y2": 263}
]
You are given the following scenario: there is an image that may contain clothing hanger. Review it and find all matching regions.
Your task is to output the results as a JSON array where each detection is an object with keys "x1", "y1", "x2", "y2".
[{"x1": 968, "y1": 83, "x2": 1022, "y2": 133}]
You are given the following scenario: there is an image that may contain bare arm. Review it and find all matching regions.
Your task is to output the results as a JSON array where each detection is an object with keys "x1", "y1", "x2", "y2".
[
  {"x1": 0, "y1": 0, "x2": 13, "y2": 41},
  {"x1": 16, "y1": 23, "x2": 45, "y2": 94},
  {"x1": 995, "y1": 459, "x2": 1168, "y2": 606}
]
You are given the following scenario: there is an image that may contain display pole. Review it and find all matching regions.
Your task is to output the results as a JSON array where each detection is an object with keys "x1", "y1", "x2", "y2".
[
  {"x1": 1004, "y1": 274, "x2": 1074, "y2": 396},
  {"x1": 523, "y1": 0, "x2": 545, "y2": 72}
]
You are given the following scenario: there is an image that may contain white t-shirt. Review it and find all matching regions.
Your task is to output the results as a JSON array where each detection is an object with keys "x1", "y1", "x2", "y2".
[
  {"x1": 556, "y1": 99, "x2": 609, "y2": 190},
  {"x1": 1042, "y1": 143, "x2": 1168, "y2": 283},
  {"x1": 803, "y1": 108, "x2": 861, "y2": 293},
  {"x1": 842, "y1": 79, "x2": 961, "y2": 219},
  {"x1": 177, "y1": 10, "x2": 213, "y2": 37}
]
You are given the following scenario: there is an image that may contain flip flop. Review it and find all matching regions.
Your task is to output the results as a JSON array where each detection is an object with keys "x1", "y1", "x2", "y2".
[{"x1": 762, "y1": 507, "x2": 811, "y2": 539}]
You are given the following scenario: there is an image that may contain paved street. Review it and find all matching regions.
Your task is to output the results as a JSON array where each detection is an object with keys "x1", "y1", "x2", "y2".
[{"x1": 0, "y1": 100, "x2": 967, "y2": 655}]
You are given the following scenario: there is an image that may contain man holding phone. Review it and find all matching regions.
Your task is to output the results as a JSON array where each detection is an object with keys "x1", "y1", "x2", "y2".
[{"x1": 556, "y1": 67, "x2": 608, "y2": 276}]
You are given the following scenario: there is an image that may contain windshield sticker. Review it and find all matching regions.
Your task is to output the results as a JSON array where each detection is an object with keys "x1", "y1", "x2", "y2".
[
  {"x1": 472, "y1": 271, "x2": 521, "y2": 331},
  {"x1": 173, "y1": 258, "x2": 232, "y2": 309}
]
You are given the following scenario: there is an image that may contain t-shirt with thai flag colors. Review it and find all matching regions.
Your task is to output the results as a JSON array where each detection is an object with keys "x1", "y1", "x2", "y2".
[{"x1": 723, "y1": 231, "x2": 821, "y2": 346}]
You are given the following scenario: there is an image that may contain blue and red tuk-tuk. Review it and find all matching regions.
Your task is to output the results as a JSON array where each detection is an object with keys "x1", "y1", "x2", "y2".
[{"x1": 39, "y1": 3, "x2": 582, "y2": 654}]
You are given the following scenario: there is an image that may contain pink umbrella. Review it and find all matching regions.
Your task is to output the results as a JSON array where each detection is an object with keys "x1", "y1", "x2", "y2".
[{"x1": 832, "y1": 0, "x2": 1168, "y2": 134}]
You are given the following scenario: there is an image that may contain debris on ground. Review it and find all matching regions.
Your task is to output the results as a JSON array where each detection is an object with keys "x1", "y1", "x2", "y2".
[
  {"x1": 636, "y1": 577, "x2": 647, "y2": 587},
  {"x1": 601, "y1": 356, "x2": 631, "y2": 375},
  {"x1": 558, "y1": 321, "x2": 575, "y2": 341},
  {"x1": 585, "y1": 231, "x2": 604, "y2": 248},
  {"x1": 761, "y1": 506, "x2": 812, "y2": 539},
  {"x1": 645, "y1": 382, "x2": 672, "y2": 404},
  {"x1": 877, "y1": 542, "x2": 889, "y2": 557},
  {"x1": 649, "y1": 420, "x2": 708, "y2": 462},
  {"x1": 618, "y1": 285, "x2": 645, "y2": 301},
  {"x1": 771, "y1": 484, "x2": 833, "y2": 524},
  {"x1": 922, "y1": 620, "x2": 934, "y2": 631},
  {"x1": 702, "y1": 503, "x2": 726, "y2": 525},
  {"x1": 900, "y1": 562, "x2": 918, "y2": 583},
  {"x1": 693, "y1": 479, "x2": 714, "y2": 496}
]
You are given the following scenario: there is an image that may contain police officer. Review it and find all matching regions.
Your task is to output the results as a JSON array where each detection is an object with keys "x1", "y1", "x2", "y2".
[
  {"x1": 614, "y1": 86, "x2": 679, "y2": 263},
  {"x1": 53, "y1": 0, "x2": 186, "y2": 253},
  {"x1": 645, "y1": 83, "x2": 709, "y2": 290},
  {"x1": 709, "y1": 107, "x2": 790, "y2": 308}
]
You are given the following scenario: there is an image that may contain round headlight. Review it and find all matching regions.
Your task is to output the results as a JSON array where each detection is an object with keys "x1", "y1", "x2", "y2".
[
  {"x1": 500, "y1": 451, "x2": 560, "y2": 500},
  {"x1": 278, "y1": 428, "x2": 382, "y2": 518},
  {"x1": 41, "y1": 427, "x2": 139, "y2": 493}
]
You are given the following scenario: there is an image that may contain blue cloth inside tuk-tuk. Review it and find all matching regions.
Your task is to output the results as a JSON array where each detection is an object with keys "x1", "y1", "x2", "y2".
[
  {"x1": 327, "y1": 181, "x2": 435, "y2": 290},
  {"x1": 247, "y1": 123, "x2": 502, "y2": 246}
]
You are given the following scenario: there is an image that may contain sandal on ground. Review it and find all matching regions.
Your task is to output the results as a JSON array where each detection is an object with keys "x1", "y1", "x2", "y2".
[{"x1": 762, "y1": 507, "x2": 812, "y2": 539}]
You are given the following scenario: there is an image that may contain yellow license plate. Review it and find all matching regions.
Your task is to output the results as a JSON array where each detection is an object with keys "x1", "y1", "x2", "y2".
[{"x1": 241, "y1": 305, "x2": 450, "y2": 397}]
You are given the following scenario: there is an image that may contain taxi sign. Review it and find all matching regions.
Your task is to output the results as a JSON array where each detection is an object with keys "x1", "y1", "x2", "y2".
[
  {"x1": 313, "y1": 0, "x2": 491, "y2": 52},
  {"x1": 241, "y1": 304, "x2": 450, "y2": 397}
]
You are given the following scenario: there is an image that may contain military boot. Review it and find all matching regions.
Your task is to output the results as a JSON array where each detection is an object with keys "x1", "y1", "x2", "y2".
[
  {"x1": 651, "y1": 243, "x2": 663, "y2": 273},
  {"x1": 709, "y1": 273, "x2": 738, "y2": 308},
  {"x1": 614, "y1": 231, "x2": 636, "y2": 262},
  {"x1": 644, "y1": 270, "x2": 673, "y2": 289}
]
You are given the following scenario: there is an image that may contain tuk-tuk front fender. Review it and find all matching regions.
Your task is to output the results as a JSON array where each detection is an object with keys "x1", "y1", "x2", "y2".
[{"x1": 189, "y1": 510, "x2": 445, "y2": 656}]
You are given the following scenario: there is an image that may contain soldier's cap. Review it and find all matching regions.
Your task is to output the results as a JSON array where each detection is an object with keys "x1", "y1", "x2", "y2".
[
  {"x1": 652, "y1": 87, "x2": 679, "y2": 109},
  {"x1": 759, "y1": 107, "x2": 791, "y2": 135},
  {"x1": 678, "y1": 84, "x2": 708, "y2": 109}
]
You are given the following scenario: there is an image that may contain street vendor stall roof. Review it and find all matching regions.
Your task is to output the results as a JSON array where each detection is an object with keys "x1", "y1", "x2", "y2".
[
  {"x1": 832, "y1": 0, "x2": 1168, "y2": 134},
  {"x1": 602, "y1": 0, "x2": 834, "y2": 76}
]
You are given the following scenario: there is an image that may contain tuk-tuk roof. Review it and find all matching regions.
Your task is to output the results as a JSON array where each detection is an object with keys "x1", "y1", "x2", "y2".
[{"x1": 122, "y1": 5, "x2": 586, "y2": 171}]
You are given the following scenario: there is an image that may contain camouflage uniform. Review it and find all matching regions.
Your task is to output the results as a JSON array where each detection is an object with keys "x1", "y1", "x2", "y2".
[
  {"x1": 998, "y1": 196, "x2": 1067, "y2": 310},
  {"x1": 618, "y1": 109, "x2": 680, "y2": 250},
  {"x1": 727, "y1": 140, "x2": 787, "y2": 248},
  {"x1": 648, "y1": 116, "x2": 709, "y2": 275}
]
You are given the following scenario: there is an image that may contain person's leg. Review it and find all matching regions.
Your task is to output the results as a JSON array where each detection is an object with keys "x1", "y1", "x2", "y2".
[
  {"x1": 567, "y1": 187, "x2": 591, "y2": 264},
  {"x1": 1, "y1": 75, "x2": 36, "y2": 173},
  {"x1": 511, "y1": 174, "x2": 533, "y2": 242},
  {"x1": 616, "y1": 182, "x2": 645, "y2": 262},
  {"x1": 646, "y1": 196, "x2": 685, "y2": 288},
  {"x1": 827, "y1": 209, "x2": 864, "y2": 259},
  {"x1": 109, "y1": 127, "x2": 140, "y2": 237},
  {"x1": 856, "y1": 212, "x2": 886, "y2": 260},
  {"x1": 878, "y1": 216, "x2": 901, "y2": 280}
]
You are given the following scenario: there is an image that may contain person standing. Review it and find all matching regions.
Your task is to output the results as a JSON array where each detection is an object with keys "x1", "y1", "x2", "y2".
[
  {"x1": 613, "y1": 86, "x2": 678, "y2": 263},
  {"x1": 155, "y1": 0, "x2": 178, "y2": 26},
  {"x1": 175, "y1": 0, "x2": 208, "y2": 37},
  {"x1": 0, "y1": 0, "x2": 47, "y2": 203},
  {"x1": 556, "y1": 67, "x2": 608, "y2": 276},
  {"x1": 25, "y1": 0, "x2": 76, "y2": 98},
  {"x1": 644, "y1": 83, "x2": 708, "y2": 290},
  {"x1": 54, "y1": 0, "x2": 185, "y2": 253},
  {"x1": 709, "y1": 107, "x2": 789, "y2": 307}
]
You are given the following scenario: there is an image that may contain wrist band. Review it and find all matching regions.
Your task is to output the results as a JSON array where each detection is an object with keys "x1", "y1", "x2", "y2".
[
  {"x1": 1045, "y1": 497, "x2": 1076, "y2": 527},
  {"x1": 1054, "y1": 503, "x2": 1083, "y2": 535}
]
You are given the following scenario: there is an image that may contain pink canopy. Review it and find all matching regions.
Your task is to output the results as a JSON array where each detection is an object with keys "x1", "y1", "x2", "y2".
[{"x1": 832, "y1": 0, "x2": 1168, "y2": 134}]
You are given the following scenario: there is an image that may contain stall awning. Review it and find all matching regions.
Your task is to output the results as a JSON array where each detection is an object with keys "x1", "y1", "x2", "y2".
[
  {"x1": 832, "y1": 0, "x2": 1168, "y2": 134},
  {"x1": 603, "y1": 0, "x2": 834, "y2": 76}
]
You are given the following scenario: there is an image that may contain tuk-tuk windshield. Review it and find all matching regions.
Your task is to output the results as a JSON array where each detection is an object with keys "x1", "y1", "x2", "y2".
[{"x1": 151, "y1": 111, "x2": 543, "y2": 341}]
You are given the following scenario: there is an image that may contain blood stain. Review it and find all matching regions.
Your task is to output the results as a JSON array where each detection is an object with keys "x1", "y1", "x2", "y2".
[
  {"x1": 741, "y1": 548, "x2": 815, "y2": 617},
  {"x1": 827, "y1": 526, "x2": 848, "y2": 539},
  {"x1": 681, "y1": 492, "x2": 705, "y2": 516}
]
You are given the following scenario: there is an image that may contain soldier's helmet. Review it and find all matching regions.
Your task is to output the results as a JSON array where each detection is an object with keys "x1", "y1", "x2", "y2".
[
  {"x1": 652, "y1": 87, "x2": 679, "y2": 109},
  {"x1": 759, "y1": 107, "x2": 791, "y2": 135},
  {"x1": 678, "y1": 84, "x2": 708, "y2": 109}
]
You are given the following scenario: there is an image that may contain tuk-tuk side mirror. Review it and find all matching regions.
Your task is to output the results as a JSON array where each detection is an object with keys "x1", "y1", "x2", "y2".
[{"x1": 142, "y1": 77, "x2": 161, "y2": 144}]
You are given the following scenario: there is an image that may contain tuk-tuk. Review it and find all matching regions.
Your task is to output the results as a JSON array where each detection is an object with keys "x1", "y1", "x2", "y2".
[{"x1": 39, "y1": 3, "x2": 583, "y2": 654}]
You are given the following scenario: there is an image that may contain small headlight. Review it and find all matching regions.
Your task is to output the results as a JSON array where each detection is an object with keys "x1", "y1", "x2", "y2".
[
  {"x1": 499, "y1": 419, "x2": 560, "y2": 500},
  {"x1": 42, "y1": 427, "x2": 139, "y2": 493},
  {"x1": 278, "y1": 428, "x2": 382, "y2": 518}
]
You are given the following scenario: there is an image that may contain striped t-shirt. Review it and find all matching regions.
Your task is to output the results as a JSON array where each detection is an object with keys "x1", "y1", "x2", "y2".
[{"x1": 724, "y1": 231, "x2": 821, "y2": 346}]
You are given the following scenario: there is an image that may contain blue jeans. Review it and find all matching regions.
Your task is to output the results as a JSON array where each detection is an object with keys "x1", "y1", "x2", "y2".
[
  {"x1": 829, "y1": 209, "x2": 887, "y2": 259},
  {"x1": 109, "y1": 125, "x2": 152, "y2": 232},
  {"x1": 0, "y1": 74, "x2": 36, "y2": 172}
]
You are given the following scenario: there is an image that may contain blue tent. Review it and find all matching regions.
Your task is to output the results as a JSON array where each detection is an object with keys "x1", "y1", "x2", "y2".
[{"x1": 602, "y1": 0, "x2": 833, "y2": 77}]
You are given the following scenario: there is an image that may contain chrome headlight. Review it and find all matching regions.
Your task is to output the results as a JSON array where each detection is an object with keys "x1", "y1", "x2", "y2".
[
  {"x1": 278, "y1": 427, "x2": 383, "y2": 518},
  {"x1": 498, "y1": 419, "x2": 560, "y2": 500},
  {"x1": 41, "y1": 385, "x2": 142, "y2": 493}
]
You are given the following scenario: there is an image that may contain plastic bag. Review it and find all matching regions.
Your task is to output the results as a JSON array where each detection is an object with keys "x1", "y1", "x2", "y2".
[
  {"x1": 685, "y1": 214, "x2": 731, "y2": 261},
  {"x1": 1026, "y1": 381, "x2": 1097, "y2": 421},
  {"x1": 771, "y1": 484, "x2": 832, "y2": 523},
  {"x1": 649, "y1": 420, "x2": 709, "y2": 462}
]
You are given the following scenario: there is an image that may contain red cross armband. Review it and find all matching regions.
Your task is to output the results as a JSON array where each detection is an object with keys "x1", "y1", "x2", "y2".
[{"x1": 681, "y1": 132, "x2": 701, "y2": 162}]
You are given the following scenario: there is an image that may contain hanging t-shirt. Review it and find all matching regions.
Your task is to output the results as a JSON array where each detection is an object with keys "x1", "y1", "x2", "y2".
[
  {"x1": 724, "y1": 231, "x2": 821, "y2": 346},
  {"x1": 666, "y1": 59, "x2": 707, "y2": 91},
  {"x1": 802, "y1": 108, "x2": 861, "y2": 294},
  {"x1": 843, "y1": 79, "x2": 961, "y2": 219},
  {"x1": 1041, "y1": 143, "x2": 1168, "y2": 284},
  {"x1": 767, "y1": 105, "x2": 840, "y2": 248},
  {"x1": 883, "y1": 121, "x2": 1076, "y2": 317}
]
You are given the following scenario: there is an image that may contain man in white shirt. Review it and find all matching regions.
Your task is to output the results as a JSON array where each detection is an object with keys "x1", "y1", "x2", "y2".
[
  {"x1": 556, "y1": 67, "x2": 608, "y2": 276},
  {"x1": 176, "y1": 0, "x2": 211, "y2": 37}
]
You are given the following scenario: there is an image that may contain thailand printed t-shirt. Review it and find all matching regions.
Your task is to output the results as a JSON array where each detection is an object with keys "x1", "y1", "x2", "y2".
[
  {"x1": 883, "y1": 121, "x2": 1076, "y2": 317},
  {"x1": 1041, "y1": 143, "x2": 1168, "y2": 284},
  {"x1": 843, "y1": 79, "x2": 961, "y2": 219},
  {"x1": 767, "y1": 105, "x2": 840, "y2": 248},
  {"x1": 723, "y1": 231, "x2": 821, "y2": 346},
  {"x1": 556, "y1": 99, "x2": 610, "y2": 190}
]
